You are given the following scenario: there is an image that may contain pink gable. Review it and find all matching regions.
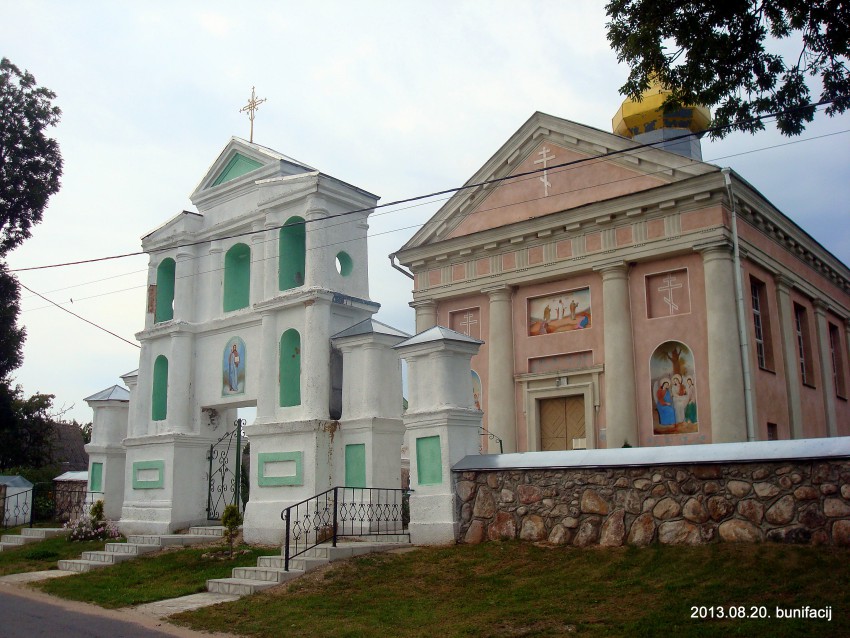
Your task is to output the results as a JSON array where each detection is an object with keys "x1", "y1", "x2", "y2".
[{"x1": 446, "y1": 142, "x2": 666, "y2": 239}]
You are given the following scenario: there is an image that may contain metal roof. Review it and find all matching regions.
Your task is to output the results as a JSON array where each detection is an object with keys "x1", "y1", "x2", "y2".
[
  {"x1": 54, "y1": 471, "x2": 89, "y2": 482},
  {"x1": 453, "y1": 437, "x2": 850, "y2": 471},
  {"x1": 331, "y1": 318, "x2": 411, "y2": 340},
  {"x1": 394, "y1": 325, "x2": 484, "y2": 349},
  {"x1": 0, "y1": 475, "x2": 33, "y2": 488},
  {"x1": 84, "y1": 385, "x2": 130, "y2": 402}
]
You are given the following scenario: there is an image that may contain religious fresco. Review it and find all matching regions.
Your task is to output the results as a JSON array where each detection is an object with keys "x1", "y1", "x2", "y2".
[
  {"x1": 471, "y1": 370, "x2": 482, "y2": 411},
  {"x1": 650, "y1": 340, "x2": 698, "y2": 435},
  {"x1": 222, "y1": 336, "x2": 246, "y2": 396},
  {"x1": 528, "y1": 287, "x2": 591, "y2": 336}
]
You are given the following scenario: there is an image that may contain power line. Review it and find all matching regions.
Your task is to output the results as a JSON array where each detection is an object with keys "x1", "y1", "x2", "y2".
[
  {"x1": 10, "y1": 99, "x2": 838, "y2": 274},
  {"x1": 19, "y1": 282, "x2": 140, "y2": 348}
]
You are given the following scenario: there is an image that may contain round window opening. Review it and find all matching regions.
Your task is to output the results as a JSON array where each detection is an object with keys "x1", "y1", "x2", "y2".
[{"x1": 335, "y1": 251, "x2": 353, "y2": 276}]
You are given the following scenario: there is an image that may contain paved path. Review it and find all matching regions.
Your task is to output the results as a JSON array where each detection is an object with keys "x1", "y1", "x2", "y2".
[{"x1": 0, "y1": 581, "x2": 239, "y2": 638}]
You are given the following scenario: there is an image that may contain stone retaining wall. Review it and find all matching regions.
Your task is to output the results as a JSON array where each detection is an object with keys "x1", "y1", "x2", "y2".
[{"x1": 456, "y1": 460, "x2": 850, "y2": 546}]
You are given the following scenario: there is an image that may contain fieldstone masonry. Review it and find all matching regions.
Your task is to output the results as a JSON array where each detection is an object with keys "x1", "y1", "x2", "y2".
[{"x1": 457, "y1": 460, "x2": 850, "y2": 547}]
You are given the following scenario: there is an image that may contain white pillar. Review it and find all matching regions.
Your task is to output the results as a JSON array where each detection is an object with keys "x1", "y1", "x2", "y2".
[
  {"x1": 482, "y1": 286, "x2": 516, "y2": 453},
  {"x1": 257, "y1": 312, "x2": 278, "y2": 420},
  {"x1": 699, "y1": 242, "x2": 747, "y2": 442},
  {"x1": 264, "y1": 221, "x2": 279, "y2": 299},
  {"x1": 411, "y1": 300, "x2": 438, "y2": 333},
  {"x1": 813, "y1": 300, "x2": 838, "y2": 436},
  {"x1": 250, "y1": 221, "x2": 266, "y2": 306},
  {"x1": 302, "y1": 298, "x2": 331, "y2": 419},
  {"x1": 596, "y1": 262, "x2": 639, "y2": 448},
  {"x1": 304, "y1": 203, "x2": 330, "y2": 289},
  {"x1": 174, "y1": 246, "x2": 195, "y2": 322},
  {"x1": 206, "y1": 241, "x2": 223, "y2": 321},
  {"x1": 167, "y1": 331, "x2": 194, "y2": 434},
  {"x1": 774, "y1": 275, "x2": 804, "y2": 438},
  {"x1": 130, "y1": 344, "x2": 153, "y2": 438}
]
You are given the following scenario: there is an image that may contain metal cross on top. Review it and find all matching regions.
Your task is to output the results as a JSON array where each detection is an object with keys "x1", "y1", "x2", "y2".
[{"x1": 239, "y1": 86, "x2": 267, "y2": 143}]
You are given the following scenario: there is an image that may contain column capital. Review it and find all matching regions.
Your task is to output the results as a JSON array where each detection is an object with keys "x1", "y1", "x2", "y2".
[
  {"x1": 482, "y1": 284, "x2": 513, "y2": 301},
  {"x1": 410, "y1": 299, "x2": 437, "y2": 310},
  {"x1": 813, "y1": 299, "x2": 830, "y2": 316},
  {"x1": 693, "y1": 238, "x2": 734, "y2": 259},
  {"x1": 593, "y1": 260, "x2": 629, "y2": 279},
  {"x1": 773, "y1": 273, "x2": 795, "y2": 292}
]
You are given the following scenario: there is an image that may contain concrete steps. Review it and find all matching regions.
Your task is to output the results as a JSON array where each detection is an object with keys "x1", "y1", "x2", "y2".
[
  {"x1": 206, "y1": 540, "x2": 409, "y2": 596},
  {"x1": 0, "y1": 528, "x2": 66, "y2": 552},
  {"x1": 58, "y1": 525, "x2": 225, "y2": 573}
]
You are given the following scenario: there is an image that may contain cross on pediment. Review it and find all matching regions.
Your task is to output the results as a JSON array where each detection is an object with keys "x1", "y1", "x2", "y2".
[
  {"x1": 658, "y1": 273, "x2": 683, "y2": 314},
  {"x1": 534, "y1": 146, "x2": 555, "y2": 197},
  {"x1": 239, "y1": 86, "x2": 267, "y2": 143}
]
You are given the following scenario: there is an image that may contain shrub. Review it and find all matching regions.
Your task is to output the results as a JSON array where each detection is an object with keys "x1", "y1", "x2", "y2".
[
  {"x1": 89, "y1": 499, "x2": 105, "y2": 521},
  {"x1": 221, "y1": 504, "x2": 243, "y2": 557},
  {"x1": 63, "y1": 515, "x2": 121, "y2": 542}
]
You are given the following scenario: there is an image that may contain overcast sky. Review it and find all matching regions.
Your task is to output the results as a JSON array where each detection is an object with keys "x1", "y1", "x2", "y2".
[{"x1": 4, "y1": 2, "x2": 849, "y2": 424}]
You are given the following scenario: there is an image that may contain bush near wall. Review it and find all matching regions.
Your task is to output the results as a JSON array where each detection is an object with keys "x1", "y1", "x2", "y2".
[{"x1": 456, "y1": 461, "x2": 850, "y2": 547}]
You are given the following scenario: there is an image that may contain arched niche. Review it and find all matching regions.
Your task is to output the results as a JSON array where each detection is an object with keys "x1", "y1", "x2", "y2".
[
  {"x1": 280, "y1": 329, "x2": 301, "y2": 407},
  {"x1": 279, "y1": 216, "x2": 305, "y2": 291},
  {"x1": 154, "y1": 258, "x2": 176, "y2": 323},
  {"x1": 152, "y1": 355, "x2": 169, "y2": 421},
  {"x1": 224, "y1": 243, "x2": 251, "y2": 312}
]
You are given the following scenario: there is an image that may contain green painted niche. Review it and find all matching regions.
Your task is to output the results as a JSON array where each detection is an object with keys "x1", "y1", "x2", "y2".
[
  {"x1": 89, "y1": 462, "x2": 103, "y2": 493},
  {"x1": 279, "y1": 217, "x2": 305, "y2": 290},
  {"x1": 152, "y1": 355, "x2": 168, "y2": 421},
  {"x1": 224, "y1": 243, "x2": 251, "y2": 312},
  {"x1": 416, "y1": 435, "x2": 442, "y2": 485},
  {"x1": 154, "y1": 258, "x2": 175, "y2": 323},
  {"x1": 280, "y1": 329, "x2": 301, "y2": 407},
  {"x1": 345, "y1": 443, "x2": 367, "y2": 488},
  {"x1": 211, "y1": 153, "x2": 263, "y2": 187}
]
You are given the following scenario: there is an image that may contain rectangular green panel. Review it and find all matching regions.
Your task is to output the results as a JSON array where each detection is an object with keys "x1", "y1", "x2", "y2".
[
  {"x1": 416, "y1": 435, "x2": 442, "y2": 485},
  {"x1": 258, "y1": 452, "x2": 303, "y2": 487},
  {"x1": 90, "y1": 462, "x2": 103, "y2": 492},
  {"x1": 132, "y1": 460, "x2": 165, "y2": 489},
  {"x1": 344, "y1": 444, "x2": 367, "y2": 488}
]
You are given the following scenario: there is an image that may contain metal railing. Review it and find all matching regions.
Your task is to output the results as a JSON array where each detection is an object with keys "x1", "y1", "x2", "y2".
[
  {"x1": 280, "y1": 486, "x2": 410, "y2": 571},
  {"x1": 1, "y1": 484, "x2": 105, "y2": 531}
]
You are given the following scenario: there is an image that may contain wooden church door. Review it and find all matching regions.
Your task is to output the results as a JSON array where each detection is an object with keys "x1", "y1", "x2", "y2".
[{"x1": 539, "y1": 396, "x2": 586, "y2": 451}]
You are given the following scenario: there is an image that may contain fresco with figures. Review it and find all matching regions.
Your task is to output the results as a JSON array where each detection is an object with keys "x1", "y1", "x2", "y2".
[
  {"x1": 650, "y1": 340, "x2": 698, "y2": 435},
  {"x1": 528, "y1": 287, "x2": 591, "y2": 336},
  {"x1": 222, "y1": 336, "x2": 246, "y2": 396}
]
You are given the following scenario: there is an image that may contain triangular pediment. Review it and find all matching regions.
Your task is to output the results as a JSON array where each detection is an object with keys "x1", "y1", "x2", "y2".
[
  {"x1": 400, "y1": 112, "x2": 717, "y2": 250},
  {"x1": 190, "y1": 137, "x2": 316, "y2": 203}
]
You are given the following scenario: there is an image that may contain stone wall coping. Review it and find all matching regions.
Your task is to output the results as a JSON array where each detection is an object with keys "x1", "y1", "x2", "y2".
[{"x1": 453, "y1": 437, "x2": 850, "y2": 471}]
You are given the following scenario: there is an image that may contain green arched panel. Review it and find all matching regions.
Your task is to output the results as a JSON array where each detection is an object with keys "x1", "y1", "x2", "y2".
[
  {"x1": 279, "y1": 217, "x2": 305, "y2": 291},
  {"x1": 224, "y1": 243, "x2": 251, "y2": 312},
  {"x1": 211, "y1": 153, "x2": 263, "y2": 187},
  {"x1": 280, "y1": 329, "x2": 301, "y2": 407},
  {"x1": 154, "y1": 258, "x2": 175, "y2": 323},
  {"x1": 152, "y1": 355, "x2": 168, "y2": 421},
  {"x1": 336, "y1": 251, "x2": 353, "y2": 277}
]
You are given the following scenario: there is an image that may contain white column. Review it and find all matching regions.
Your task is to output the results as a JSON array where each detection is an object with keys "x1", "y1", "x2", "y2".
[
  {"x1": 302, "y1": 298, "x2": 331, "y2": 419},
  {"x1": 130, "y1": 343, "x2": 153, "y2": 438},
  {"x1": 304, "y1": 202, "x2": 330, "y2": 289},
  {"x1": 264, "y1": 221, "x2": 279, "y2": 299},
  {"x1": 167, "y1": 331, "x2": 194, "y2": 434},
  {"x1": 250, "y1": 221, "x2": 266, "y2": 306},
  {"x1": 699, "y1": 243, "x2": 747, "y2": 442},
  {"x1": 483, "y1": 285, "x2": 516, "y2": 453},
  {"x1": 173, "y1": 246, "x2": 196, "y2": 322},
  {"x1": 813, "y1": 300, "x2": 838, "y2": 436},
  {"x1": 144, "y1": 259, "x2": 157, "y2": 330},
  {"x1": 774, "y1": 275, "x2": 804, "y2": 438},
  {"x1": 596, "y1": 262, "x2": 639, "y2": 448},
  {"x1": 411, "y1": 299, "x2": 438, "y2": 333},
  {"x1": 256, "y1": 312, "x2": 278, "y2": 420},
  {"x1": 206, "y1": 241, "x2": 223, "y2": 322}
]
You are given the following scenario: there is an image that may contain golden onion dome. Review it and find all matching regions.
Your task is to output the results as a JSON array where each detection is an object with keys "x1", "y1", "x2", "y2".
[{"x1": 612, "y1": 79, "x2": 711, "y2": 139}]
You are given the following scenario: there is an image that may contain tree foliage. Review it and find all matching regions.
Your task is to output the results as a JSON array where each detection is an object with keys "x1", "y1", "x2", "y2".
[
  {"x1": 606, "y1": 1, "x2": 850, "y2": 138},
  {"x1": 0, "y1": 384, "x2": 57, "y2": 469},
  {"x1": 0, "y1": 264, "x2": 24, "y2": 379},
  {"x1": 0, "y1": 57, "x2": 63, "y2": 254}
]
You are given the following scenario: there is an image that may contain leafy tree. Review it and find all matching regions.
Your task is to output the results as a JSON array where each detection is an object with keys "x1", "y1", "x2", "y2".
[
  {"x1": 0, "y1": 384, "x2": 57, "y2": 469},
  {"x1": 0, "y1": 57, "x2": 63, "y2": 254},
  {"x1": 0, "y1": 263, "x2": 24, "y2": 379},
  {"x1": 606, "y1": 1, "x2": 850, "y2": 138}
]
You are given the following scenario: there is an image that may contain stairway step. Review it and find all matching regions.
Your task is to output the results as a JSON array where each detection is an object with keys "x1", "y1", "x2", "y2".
[
  {"x1": 105, "y1": 542, "x2": 159, "y2": 555},
  {"x1": 206, "y1": 577, "x2": 278, "y2": 596},
  {"x1": 126, "y1": 534, "x2": 219, "y2": 547},
  {"x1": 57, "y1": 559, "x2": 109, "y2": 573},
  {"x1": 288, "y1": 556, "x2": 329, "y2": 572},
  {"x1": 80, "y1": 550, "x2": 134, "y2": 564},
  {"x1": 21, "y1": 528, "x2": 66, "y2": 539},
  {"x1": 230, "y1": 566, "x2": 299, "y2": 583},
  {"x1": 188, "y1": 526, "x2": 226, "y2": 537},
  {"x1": 0, "y1": 535, "x2": 33, "y2": 546}
]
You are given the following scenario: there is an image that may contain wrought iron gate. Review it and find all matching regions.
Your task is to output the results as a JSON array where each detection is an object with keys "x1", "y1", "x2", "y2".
[{"x1": 206, "y1": 418, "x2": 244, "y2": 520}]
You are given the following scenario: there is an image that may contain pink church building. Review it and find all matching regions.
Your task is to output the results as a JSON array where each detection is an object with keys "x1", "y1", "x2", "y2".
[{"x1": 394, "y1": 93, "x2": 850, "y2": 454}]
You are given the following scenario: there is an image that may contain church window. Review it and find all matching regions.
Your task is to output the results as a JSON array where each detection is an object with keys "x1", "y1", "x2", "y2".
[
  {"x1": 152, "y1": 355, "x2": 169, "y2": 420},
  {"x1": 279, "y1": 217, "x2": 305, "y2": 290},
  {"x1": 830, "y1": 322, "x2": 846, "y2": 398},
  {"x1": 794, "y1": 304, "x2": 814, "y2": 387},
  {"x1": 750, "y1": 277, "x2": 774, "y2": 370},
  {"x1": 335, "y1": 251, "x2": 353, "y2": 277},
  {"x1": 279, "y1": 329, "x2": 301, "y2": 407},
  {"x1": 154, "y1": 258, "x2": 176, "y2": 323},
  {"x1": 224, "y1": 243, "x2": 251, "y2": 312}
]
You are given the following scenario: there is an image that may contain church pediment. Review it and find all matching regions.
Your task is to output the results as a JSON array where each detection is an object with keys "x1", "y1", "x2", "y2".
[
  {"x1": 400, "y1": 112, "x2": 716, "y2": 250},
  {"x1": 190, "y1": 137, "x2": 316, "y2": 208}
]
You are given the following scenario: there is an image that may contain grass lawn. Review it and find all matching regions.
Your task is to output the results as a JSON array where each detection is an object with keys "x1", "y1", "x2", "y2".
[
  {"x1": 35, "y1": 544, "x2": 272, "y2": 608},
  {"x1": 0, "y1": 534, "x2": 106, "y2": 576},
  {"x1": 171, "y1": 542, "x2": 850, "y2": 638}
]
